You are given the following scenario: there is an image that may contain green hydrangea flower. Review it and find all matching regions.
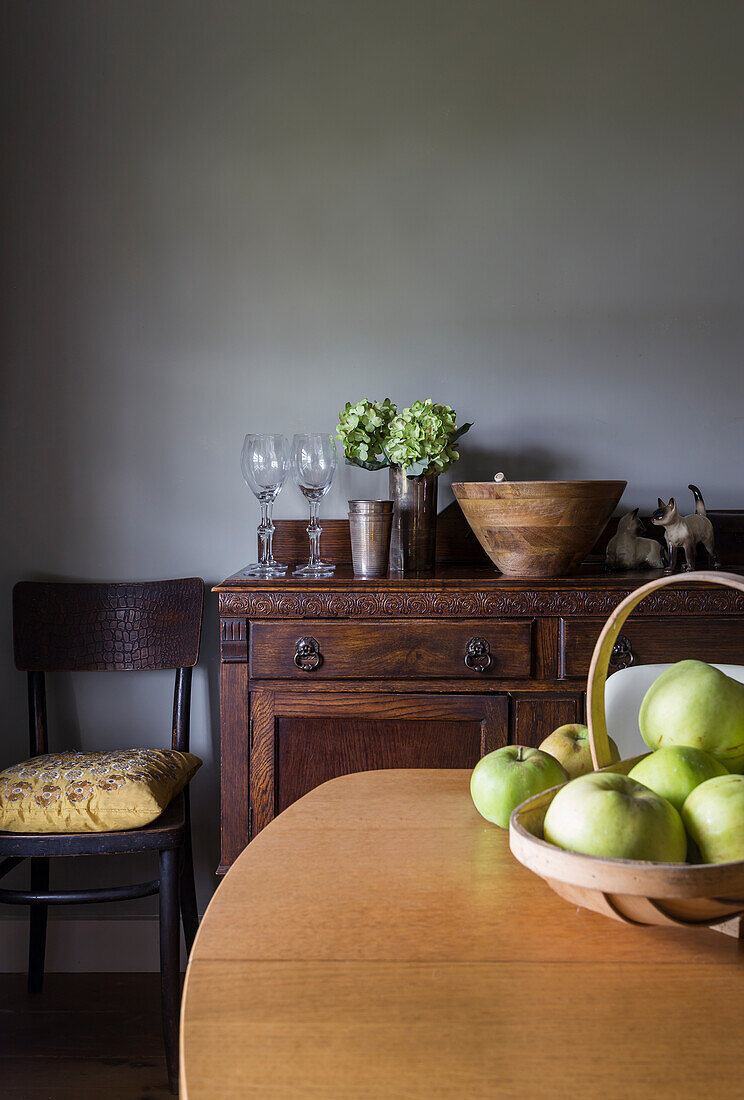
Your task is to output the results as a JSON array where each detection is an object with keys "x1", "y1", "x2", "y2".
[
  {"x1": 336, "y1": 398, "x2": 397, "y2": 470},
  {"x1": 338, "y1": 397, "x2": 471, "y2": 476}
]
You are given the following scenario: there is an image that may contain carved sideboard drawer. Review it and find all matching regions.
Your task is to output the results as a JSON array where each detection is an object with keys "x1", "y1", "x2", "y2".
[
  {"x1": 561, "y1": 616, "x2": 744, "y2": 678},
  {"x1": 249, "y1": 619, "x2": 533, "y2": 680}
]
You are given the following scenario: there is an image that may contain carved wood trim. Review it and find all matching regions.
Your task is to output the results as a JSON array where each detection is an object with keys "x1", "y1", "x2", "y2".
[
  {"x1": 220, "y1": 617, "x2": 248, "y2": 662},
  {"x1": 219, "y1": 587, "x2": 744, "y2": 620}
]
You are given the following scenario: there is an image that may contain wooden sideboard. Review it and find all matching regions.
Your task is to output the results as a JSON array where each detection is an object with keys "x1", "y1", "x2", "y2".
[{"x1": 214, "y1": 519, "x2": 744, "y2": 872}]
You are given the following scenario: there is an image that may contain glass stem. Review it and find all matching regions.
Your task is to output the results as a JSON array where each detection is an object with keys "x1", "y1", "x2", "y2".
[
  {"x1": 258, "y1": 500, "x2": 275, "y2": 566},
  {"x1": 306, "y1": 500, "x2": 322, "y2": 566}
]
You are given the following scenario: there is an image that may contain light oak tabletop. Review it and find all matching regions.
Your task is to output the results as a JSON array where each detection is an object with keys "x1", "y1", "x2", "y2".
[{"x1": 180, "y1": 769, "x2": 744, "y2": 1099}]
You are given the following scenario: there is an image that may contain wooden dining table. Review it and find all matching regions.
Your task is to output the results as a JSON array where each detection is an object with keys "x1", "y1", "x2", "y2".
[{"x1": 180, "y1": 770, "x2": 744, "y2": 1099}]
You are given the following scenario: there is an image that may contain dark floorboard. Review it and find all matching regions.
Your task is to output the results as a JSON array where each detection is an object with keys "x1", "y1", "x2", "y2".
[{"x1": 0, "y1": 974, "x2": 174, "y2": 1099}]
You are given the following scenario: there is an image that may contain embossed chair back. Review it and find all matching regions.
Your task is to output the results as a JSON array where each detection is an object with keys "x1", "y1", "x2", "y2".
[
  {"x1": 12, "y1": 578, "x2": 204, "y2": 755},
  {"x1": 13, "y1": 579, "x2": 204, "y2": 672}
]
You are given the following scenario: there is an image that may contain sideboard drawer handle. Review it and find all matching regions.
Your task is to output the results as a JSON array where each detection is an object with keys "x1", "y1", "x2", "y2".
[
  {"x1": 609, "y1": 633, "x2": 635, "y2": 670},
  {"x1": 294, "y1": 636, "x2": 323, "y2": 672},
  {"x1": 464, "y1": 636, "x2": 492, "y2": 673}
]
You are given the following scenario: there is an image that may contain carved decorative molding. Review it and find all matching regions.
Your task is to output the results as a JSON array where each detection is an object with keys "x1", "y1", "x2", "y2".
[
  {"x1": 220, "y1": 616, "x2": 248, "y2": 661},
  {"x1": 219, "y1": 587, "x2": 744, "y2": 620}
]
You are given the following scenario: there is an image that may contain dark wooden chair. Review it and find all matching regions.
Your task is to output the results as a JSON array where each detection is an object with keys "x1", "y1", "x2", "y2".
[{"x1": 0, "y1": 578, "x2": 205, "y2": 1094}]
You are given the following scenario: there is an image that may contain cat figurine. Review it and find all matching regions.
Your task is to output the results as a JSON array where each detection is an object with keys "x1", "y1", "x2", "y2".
[
  {"x1": 605, "y1": 508, "x2": 665, "y2": 571},
  {"x1": 651, "y1": 484, "x2": 720, "y2": 573}
]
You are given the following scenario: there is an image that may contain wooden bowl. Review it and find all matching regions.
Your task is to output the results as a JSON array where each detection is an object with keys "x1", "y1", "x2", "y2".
[
  {"x1": 509, "y1": 571, "x2": 744, "y2": 932},
  {"x1": 451, "y1": 480, "x2": 626, "y2": 577}
]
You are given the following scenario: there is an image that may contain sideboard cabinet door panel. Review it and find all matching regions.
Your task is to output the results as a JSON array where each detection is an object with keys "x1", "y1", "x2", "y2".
[
  {"x1": 512, "y1": 695, "x2": 583, "y2": 749},
  {"x1": 250, "y1": 692, "x2": 508, "y2": 834}
]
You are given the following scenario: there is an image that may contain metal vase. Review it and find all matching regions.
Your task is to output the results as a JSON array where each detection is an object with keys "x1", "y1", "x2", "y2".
[{"x1": 389, "y1": 468, "x2": 438, "y2": 575}]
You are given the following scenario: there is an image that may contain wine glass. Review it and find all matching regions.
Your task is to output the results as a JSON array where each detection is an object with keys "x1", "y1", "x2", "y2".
[
  {"x1": 291, "y1": 433, "x2": 337, "y2": 577},
  {"x1": 241, "y1": 434, "x2": 290, "y2": 577}
]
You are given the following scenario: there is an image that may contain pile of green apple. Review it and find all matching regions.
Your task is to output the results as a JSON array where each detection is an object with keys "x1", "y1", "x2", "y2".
[{"x1": 470, "y1": 659, "x2": 744, "y2": 865}]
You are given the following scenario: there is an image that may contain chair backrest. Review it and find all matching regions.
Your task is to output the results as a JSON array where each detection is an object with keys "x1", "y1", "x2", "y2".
[
  {"x1": 12, "y1": 579, "x2": 204, "y2": 756},
  {"x1": 13, "y1": 579, "x2": 204, "y2": 671},
  {"x1": 605, "y1": 663, "x2": 744, "y2": 759}
]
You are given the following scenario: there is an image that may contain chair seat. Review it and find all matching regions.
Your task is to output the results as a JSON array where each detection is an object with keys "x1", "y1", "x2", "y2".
[{"x1": 0, "y1": 793, "x2": 186, "y2": 858}]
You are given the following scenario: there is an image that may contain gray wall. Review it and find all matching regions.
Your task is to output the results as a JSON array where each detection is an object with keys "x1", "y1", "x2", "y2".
[{"x1": 2, "y1": 1, "x2": 744, "y2": 954}]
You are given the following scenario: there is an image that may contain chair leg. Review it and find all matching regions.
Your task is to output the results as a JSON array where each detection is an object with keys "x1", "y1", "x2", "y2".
[
  {"x1": 179, "y1": 837, "x2": 199, "y2": 956},
  {"x1": 28, "y1": 857, "x2": 49, "y2": 995},
  {"x1": 159, "y1": 848, "x2": 180, "y2": 1095}
]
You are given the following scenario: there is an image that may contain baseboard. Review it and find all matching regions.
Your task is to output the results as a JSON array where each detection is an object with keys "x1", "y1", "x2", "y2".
[{"x1": 0, "y1": 918, "x2": 188, "y2": 972}]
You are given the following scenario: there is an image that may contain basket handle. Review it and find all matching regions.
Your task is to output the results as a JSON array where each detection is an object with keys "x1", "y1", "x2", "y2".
[{"x1": 587, "y1": 571, "x2": 744, "y2": 769}]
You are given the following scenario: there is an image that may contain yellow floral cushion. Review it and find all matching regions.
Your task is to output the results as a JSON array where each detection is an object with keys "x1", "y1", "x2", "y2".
[{"x1": 0, "y1": 749, "x2": 201, "y2": 833}]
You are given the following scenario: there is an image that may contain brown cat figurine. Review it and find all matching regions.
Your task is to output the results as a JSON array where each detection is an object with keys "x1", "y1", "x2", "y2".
[{"x1": 651, "y1": 484, "x2": 720, "y2": 574}]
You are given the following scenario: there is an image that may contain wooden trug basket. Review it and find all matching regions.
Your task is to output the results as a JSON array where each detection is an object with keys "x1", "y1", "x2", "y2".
[{"x1": 509, "y1": 571, "x2": 744, "y2": 933}]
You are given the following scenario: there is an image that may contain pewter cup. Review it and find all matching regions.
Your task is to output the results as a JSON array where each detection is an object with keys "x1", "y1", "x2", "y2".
[{"x1": 348, "y1": 500, "x2": 394, "y2": 577}]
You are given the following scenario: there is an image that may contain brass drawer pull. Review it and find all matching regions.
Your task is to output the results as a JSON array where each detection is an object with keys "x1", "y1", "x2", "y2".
[
  {"x1": 294, "y1": 636, "x2": 323, "y2": 672},
  {"x1": 464, "y1": 637, "x2": 492, "y2": 673},
  {"x1": 609, "y1": 633, "x2": 635, "y2": 670}
]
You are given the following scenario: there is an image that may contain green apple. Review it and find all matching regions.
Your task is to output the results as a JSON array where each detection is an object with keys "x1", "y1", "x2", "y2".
[
  {"x1": 639, "y1": 660, "x2": 744, "y2": 773},
  {"x1": 539, "y1": 723, "x2": 620, "y2": 779},
  {"x1": 681, "y1": 774, "x2": 744, "y2": 863},
  {"x1": 628, "y1": 746, "x2": 729, "y2": 813},
  {"x1": 470, "y1": 746, "x2": 567, "y2": 829},
  {"x1": 543, "y1": 772, "x2": 687, "y2": 862}
]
